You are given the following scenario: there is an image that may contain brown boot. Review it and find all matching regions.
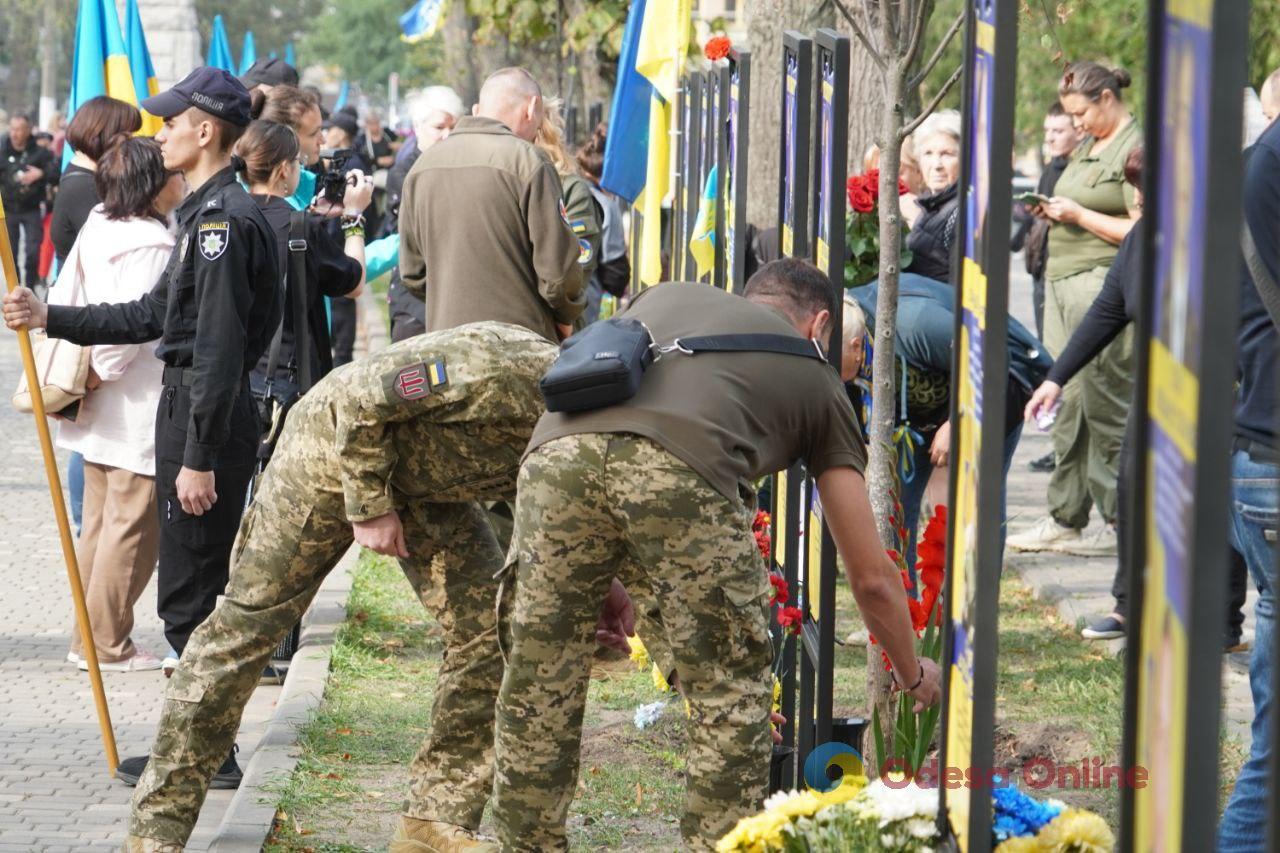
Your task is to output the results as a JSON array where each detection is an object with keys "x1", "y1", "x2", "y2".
[
  {"x1": 390, "y1": 817, "x2": 499, "y2": 853},
  {"x1": 121, "y1": 836, "x2": 184, "y2": 852}
]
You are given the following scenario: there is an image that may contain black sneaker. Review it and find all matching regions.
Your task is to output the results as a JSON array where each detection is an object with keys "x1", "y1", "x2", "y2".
[
  {"x1": 211, "y1": 745, "x2": 243, "y2": 790},
  {"x1": 1029, "y1": 453, "x2": 1056, "y2": 473},
  {"x1": 1082, "y1": 615, "x2": 1125, "y2": 640},
  {"x1": 115, "y1": 754, "x2": 148, "y2": 786}
]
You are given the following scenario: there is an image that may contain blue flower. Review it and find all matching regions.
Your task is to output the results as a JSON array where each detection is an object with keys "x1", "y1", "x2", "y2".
[{"x1": 991, "y1": 785, "x2": 1064, "y2": 840}]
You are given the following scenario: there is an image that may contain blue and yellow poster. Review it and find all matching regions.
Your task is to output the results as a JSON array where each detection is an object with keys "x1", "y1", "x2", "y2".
[{"x1": 782, "y1": 53, "x2": 800, "y2": 257}]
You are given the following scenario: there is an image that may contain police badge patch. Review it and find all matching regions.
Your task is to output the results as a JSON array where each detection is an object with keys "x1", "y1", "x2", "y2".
[{"x1": 197, "y1": 221, "x2": 230, "y2": 261}]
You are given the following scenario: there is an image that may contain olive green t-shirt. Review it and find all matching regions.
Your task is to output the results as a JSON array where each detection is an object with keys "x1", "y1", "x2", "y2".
[
  {"x1": 1045, "y1": 118, "x2": 1141, "y2": 282},
  {"x1": 527, "y1": 283, "x2": 868, "y2": 501}
]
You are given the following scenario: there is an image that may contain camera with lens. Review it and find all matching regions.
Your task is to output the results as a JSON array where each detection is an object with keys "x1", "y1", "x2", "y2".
[{"x1": 319, "y1": 148, "x2": 354, "y2": 205}]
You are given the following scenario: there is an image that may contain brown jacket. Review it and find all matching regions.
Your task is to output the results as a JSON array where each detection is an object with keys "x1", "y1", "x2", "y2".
[{"x1": 398, "y1": 116, "x2": 585, "y2": 340}]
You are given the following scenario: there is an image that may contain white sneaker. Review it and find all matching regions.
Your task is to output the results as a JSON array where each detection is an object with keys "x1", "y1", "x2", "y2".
[
  {"x1": 163, "y1": 653, "x2": 180, "y2": 677},
  {"x1": 80, "y1": 650, "x2": 163, "y2": 673},
  {"x1": 66, "y1": 651, "x2": 80, "y2": 665},
  {"x1": 1006, "y1": 516, "x2": 1083, "y2": 553},
  {"x1": 1062, "y1": 525, "x2": 1118, "y2": 557}
]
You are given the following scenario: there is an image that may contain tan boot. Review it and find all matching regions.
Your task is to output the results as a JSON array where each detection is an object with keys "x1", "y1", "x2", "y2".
[
  {"x1": 390, "y1": 816, "x2": 499, "y2": 853},
  {"x1": 121, "y1": 836, "x2": 184, "y2": 853}
]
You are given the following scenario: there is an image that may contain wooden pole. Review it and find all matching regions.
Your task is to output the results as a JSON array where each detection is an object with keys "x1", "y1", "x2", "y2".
[{"x1": 0, "y1": 196, "x2": 118, "y2": 774}]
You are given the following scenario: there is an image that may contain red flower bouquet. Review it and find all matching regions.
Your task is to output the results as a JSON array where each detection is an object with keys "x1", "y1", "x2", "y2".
[{"x1": 845, "y1": 168, "x2": 913, "y2": 288}]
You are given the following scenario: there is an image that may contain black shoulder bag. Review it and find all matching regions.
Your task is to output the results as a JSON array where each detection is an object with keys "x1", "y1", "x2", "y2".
[
  {"x1": 540, "y1": 315, "x2": 828, "y2": 413},
  {"x1": 255, "y1": 211, "x2": 311, "y2": 461}
]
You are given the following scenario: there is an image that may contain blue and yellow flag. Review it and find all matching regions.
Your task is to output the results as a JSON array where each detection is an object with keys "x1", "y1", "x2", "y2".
[
  {"x1": 631, "y1": 0, "x2": 691, "y2": 285},
  {"x1": 239, "y1": 30, "x2": 257, "y2": 76},
  {"x1": 207, "y1": 15, "x2": 235, "y2": 73},
  {"x1": 400, "y1": 0, "x2": 449, "y2": 42},
  {"x1": 123, "y1": 0, "x2": 161, "y2": 135},
  {"x1": 284, "y1": 42, "x2": 297, "y2": 67},
  {"x1": 600, "y1": 0, "x2": 651, "y2": 203},
  {"x1": 689, "y1": 165, "x2": 717, "y2": 278},
  {"x1": 65, "y1": 0, "x2": 139, "y2": 168}
]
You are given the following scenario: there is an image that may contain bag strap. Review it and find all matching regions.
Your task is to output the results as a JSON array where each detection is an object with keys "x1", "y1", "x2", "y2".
[
  {"x1": 673, "y1": 333, "x2": 828, "y2": 363},
  {"x1": 288, "y1": 210, "x2": 312, "y2": 392},
  {"x1": 1242, "y1": 222, "x2": 1280, "y2": 331}
]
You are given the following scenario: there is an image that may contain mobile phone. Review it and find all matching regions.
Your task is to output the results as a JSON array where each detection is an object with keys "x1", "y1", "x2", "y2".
[{"x1": 1015, "y1": 191, "x2": 1051, "y2": 206}]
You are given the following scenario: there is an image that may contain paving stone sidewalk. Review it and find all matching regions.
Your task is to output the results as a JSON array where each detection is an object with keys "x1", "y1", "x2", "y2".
[{"x1": 0, "y1": 338, "x2": 279, "y2": 852}]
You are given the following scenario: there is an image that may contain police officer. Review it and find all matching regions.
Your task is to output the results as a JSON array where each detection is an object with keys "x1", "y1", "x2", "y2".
[
  {"x1": 3, "y1": 67, "x2": 281, "y2": 788},
  {"x1": 109, "y1": 322, "x2": 560, "y2": 853},
  {"x1": 491, "y1": 260, "x2": 943, "y2": 851}
]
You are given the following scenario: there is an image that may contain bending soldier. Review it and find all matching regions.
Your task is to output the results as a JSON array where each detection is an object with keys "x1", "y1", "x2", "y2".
[
  {"x1": 492, "y1": 260, "x2": 943, "y2": 851},
  {"x1": 109, "y1": 322, "x2": 562, "y2": 852}
]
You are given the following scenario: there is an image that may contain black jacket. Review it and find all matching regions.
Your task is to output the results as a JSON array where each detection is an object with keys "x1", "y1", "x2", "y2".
[
  {"x1": 905, "y1": 183, "x2": 960, "y2": 283},
  {"x1": 384, "y1": 138, "x2": 426, "y2": 328},
  {"x1": 251, "y1": 196, "x2": 362, "y2": 395},
  {"x1": 47, "y1": 165, "x2": 282, "y2": 470},
  {"x1": 1236, "y1": 121, "x2": 1280, "y2": 445},
  {"x1": 0, "y1": 136, "x2": 56, "y2": 213}
]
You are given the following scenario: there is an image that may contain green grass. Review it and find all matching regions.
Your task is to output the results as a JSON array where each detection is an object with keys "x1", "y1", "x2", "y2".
[{"x1": 264, "y1": 552, "x2": 1243, "y2": 850}]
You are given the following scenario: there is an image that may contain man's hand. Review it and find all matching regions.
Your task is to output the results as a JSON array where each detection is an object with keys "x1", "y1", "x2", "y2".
[
  {"x1": 929, "y1": 420, "x2": 951, "y2": 466},
  {"x1": 352, "y1": 510, "x2": 409, "y2": 558},
  {"x1": 770, "y1": 711, "x2": 787, "y2": 745},
  {"x1": 595, "y1": 578, "x2": 635, "y2": 652},
  {"x1": 17, "y1": 166, "x2": 42, "y2": 186},
  {"x1": 176, "y1": 467, "x2": 217, "y2": 516},
  {"x1": 1024, "y1": 380, "x2": 1063, "y2": 425},
  {"x1": 3, "y1": 286, "x2": 48, "y2": 330},
  {"x1": 556, "y1": 323, "x2": 574, "y2": 342},
  {"x1": 342, "y1": 169, "x2": 375, "y2": 214},
  {"x1": 893, "y1": 657, "x2": 943, "y2": 713}
]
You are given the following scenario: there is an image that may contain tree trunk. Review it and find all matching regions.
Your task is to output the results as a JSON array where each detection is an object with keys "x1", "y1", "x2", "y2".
[
  {"x1": 847, "y1": 40, "x2": 885, "y2": 177},
  {"x1": 443, "y1": 5, "x2": 481, "y2": 106},
  {"x1": 743, "y1": 0, "x2": 832, "y2": 231}
]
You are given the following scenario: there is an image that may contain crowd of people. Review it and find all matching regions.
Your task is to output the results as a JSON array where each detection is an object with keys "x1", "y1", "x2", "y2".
[{"x1": 1, "y1": 46, "x2": 1277, "y2": 853}]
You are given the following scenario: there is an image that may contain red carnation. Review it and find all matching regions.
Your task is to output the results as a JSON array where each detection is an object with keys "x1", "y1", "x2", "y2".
[
  {"x1": 705, "y1": 36, "x2": 731, "y2": 61},
  {"x1": 769, "y1": 573, "x2": 790, "y2": 606},
  {"x1": 777, "y1": 606, "x2": 804, "y2": 635}
]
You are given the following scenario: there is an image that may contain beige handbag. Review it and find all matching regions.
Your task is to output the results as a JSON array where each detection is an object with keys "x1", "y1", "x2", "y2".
[{"x1": 12, "y1": 245, "x2": 91, "y2": 414}]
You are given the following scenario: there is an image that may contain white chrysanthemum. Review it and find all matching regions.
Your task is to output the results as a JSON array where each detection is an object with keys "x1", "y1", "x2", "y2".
[
  {"x1": 633, "y1": 701, "x2": 666, "y2": 729},
  {"x1": 762, "y1": 788, "x2": 803, "y2": 811}
]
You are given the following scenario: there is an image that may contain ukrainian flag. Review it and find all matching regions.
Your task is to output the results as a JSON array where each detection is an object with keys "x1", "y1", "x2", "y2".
[
  {"x1": 65, "y1": 0, "x2": 139, "y2": 168},
  {"x1": 400, "y1": 0, "x2": 449, "y2": 43},
  {"x1": 600, "y1": 0, "x2": 651, "y2": 204},
  {"x1": 688, "y1": 165, "x2": 717, "y2": 279},
  {"x1": 631, "y1": 0, "x2": 692, "y2": 286},
  {"x1": 124, "y1": 0, "x2": 162, "y2": 136},
  {"x1": 207, "y1": 15, "x2": 236, "y2": 73},
  {"x1": 239, "y1": 31, "x2": 257, "y2": 76}
]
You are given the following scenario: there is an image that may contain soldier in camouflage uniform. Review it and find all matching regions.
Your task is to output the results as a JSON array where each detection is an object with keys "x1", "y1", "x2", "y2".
[
  {"x1": 123, "y1": 322, "x2": 558, "y2": 853},
  {"x1": 492, "y1": 263, "x2": 942, "y2": 851}
]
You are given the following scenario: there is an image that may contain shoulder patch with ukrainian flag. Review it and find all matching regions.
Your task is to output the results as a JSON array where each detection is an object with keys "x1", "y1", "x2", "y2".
[
  {"x1": 578, "y1": 238, "x2": 594, "y2": 265},
  {"x1": 569, "y1": 219, "x2": 588, "y2": 235},
  {"x1": 389, "y1": 358, "x2": 449, "y2": 401}
]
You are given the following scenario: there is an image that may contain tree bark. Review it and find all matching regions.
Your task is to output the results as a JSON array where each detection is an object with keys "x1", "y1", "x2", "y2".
[{"x1": 743, "y1": 0, "x2": 832, "y2": 230}]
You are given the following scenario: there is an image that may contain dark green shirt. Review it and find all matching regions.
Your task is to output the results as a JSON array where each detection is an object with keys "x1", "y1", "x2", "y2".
[{"x1": 1045, "y1": 118, "x2": 1141, "y2": 282}]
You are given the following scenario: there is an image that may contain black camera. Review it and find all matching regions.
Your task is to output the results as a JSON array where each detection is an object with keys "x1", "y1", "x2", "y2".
[{"x1": 319, "y1": 147, "x2": 354, "y2": 205}]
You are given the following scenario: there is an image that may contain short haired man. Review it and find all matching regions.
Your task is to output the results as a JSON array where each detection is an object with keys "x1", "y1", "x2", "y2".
[
  {"x1": 1, "y1": 112, "x2": 56, "y2": 288},
  {"x1": 399, "y1": 67, "x2": 584, "y2": 341},
  {"x1": 491, "y1": 260, "x2": 942, "y2": 850},
  {"x1": 3, "y1": 67, "x2": 282, "y2": 789},
  {"x1": 387, "y1": 86, "x2": 465, "y2": 342},
  {"x1": 102, "y1": 322, "x2": 561, "y2": 852}
]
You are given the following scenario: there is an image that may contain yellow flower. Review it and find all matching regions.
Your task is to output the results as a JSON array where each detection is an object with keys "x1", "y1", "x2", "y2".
[
  {"x1": 815, "y1": 774, "x2": 868, "y2": 808},
  {"x1": 651, "y1": 663, "x2": 670, "y2": 692},
  {"x1": 772, "y1": 677, "x2": 782, "y2": 715},
  {"x1": 684, "y1": 697, "x2": 692, "y2": 718},
  {"x1": 716, "y1": 810, "x2": 789, "y2": 851},
  {"x1": 995, "y1": 837, "x2": 1044, "y2": 853},
  {"x1": 1037, "y1": 809, "x2": 1115, "y2": 852},
  {"x1": 628, "y1": 636, "x2": 650, "y2": 670}
]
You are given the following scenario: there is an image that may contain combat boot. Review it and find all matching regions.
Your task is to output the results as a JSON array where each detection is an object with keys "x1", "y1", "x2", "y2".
[
  {"x1": 390, "y1": 816, "x2": 499, "y2": 853},
  {"x1": 121, "y1": 835, "x2": 183, "y2": 852}
]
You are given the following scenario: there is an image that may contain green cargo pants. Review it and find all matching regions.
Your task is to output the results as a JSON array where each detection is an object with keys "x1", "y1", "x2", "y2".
[{"x1": 1043, "y1": 264, "x2": 1134, "y2": 527}]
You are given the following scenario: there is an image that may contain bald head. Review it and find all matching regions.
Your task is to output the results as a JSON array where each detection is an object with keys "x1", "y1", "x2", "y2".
[
  {"x1": 1262, "y1": 67, "x2": 1280, "y2": 121},
  {"x1": 476, "y1": 67, "x2": 544, "y2": 142}
]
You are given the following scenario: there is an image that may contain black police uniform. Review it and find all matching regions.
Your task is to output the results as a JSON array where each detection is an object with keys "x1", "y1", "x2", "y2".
[{"x1": 47, "y1": 165, "x2": 281, "y2": 653}]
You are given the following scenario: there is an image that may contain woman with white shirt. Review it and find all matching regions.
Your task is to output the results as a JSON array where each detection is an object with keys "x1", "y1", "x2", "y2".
[{"x1": 56, "y1": 137, "x2": 186, "y2": 672}]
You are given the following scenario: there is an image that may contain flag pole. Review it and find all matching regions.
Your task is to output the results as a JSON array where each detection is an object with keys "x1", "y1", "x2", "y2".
[{"x1": 0, "y1": 196, "x2": 118, "y2": 774}]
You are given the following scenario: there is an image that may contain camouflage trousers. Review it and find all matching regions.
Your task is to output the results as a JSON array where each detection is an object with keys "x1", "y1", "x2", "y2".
[
  {"x1": 127, "y1": 469, "x2": 505, "y2": 846},
  {"x1": 493, "y1": 434, "x2": 774, "y2": 851}
]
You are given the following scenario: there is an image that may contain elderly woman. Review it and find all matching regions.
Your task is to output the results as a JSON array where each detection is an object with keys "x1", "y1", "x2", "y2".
[
  {"x1": 1009, "y1": 62, "x2": 1140, "y2": 558},
  {"x1": 904, "y1": 110, "x2": 961, "y2": 282}
]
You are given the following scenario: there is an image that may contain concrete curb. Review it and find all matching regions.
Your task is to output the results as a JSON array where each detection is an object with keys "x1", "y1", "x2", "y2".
[{"x1": 206, "y1": 546, "x2": 359, "y2": 852}]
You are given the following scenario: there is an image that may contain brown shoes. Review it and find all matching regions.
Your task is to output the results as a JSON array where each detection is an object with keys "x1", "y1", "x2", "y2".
[{"x1": 390, "y1": 817, "x2": 500, "y2": 853}]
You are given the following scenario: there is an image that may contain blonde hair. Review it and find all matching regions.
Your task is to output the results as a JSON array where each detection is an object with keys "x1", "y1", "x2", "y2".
[{"x1": 535, "y1": 96, "x2": 579, "y2": 177}]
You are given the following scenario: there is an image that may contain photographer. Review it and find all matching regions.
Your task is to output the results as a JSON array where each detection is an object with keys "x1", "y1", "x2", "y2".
[
  {"x1": 238, "y1": 111, "x2": 368, "y2": 457},
  {"x1": 320, "y1": 111, "x2": 369, "y2": 366}
]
